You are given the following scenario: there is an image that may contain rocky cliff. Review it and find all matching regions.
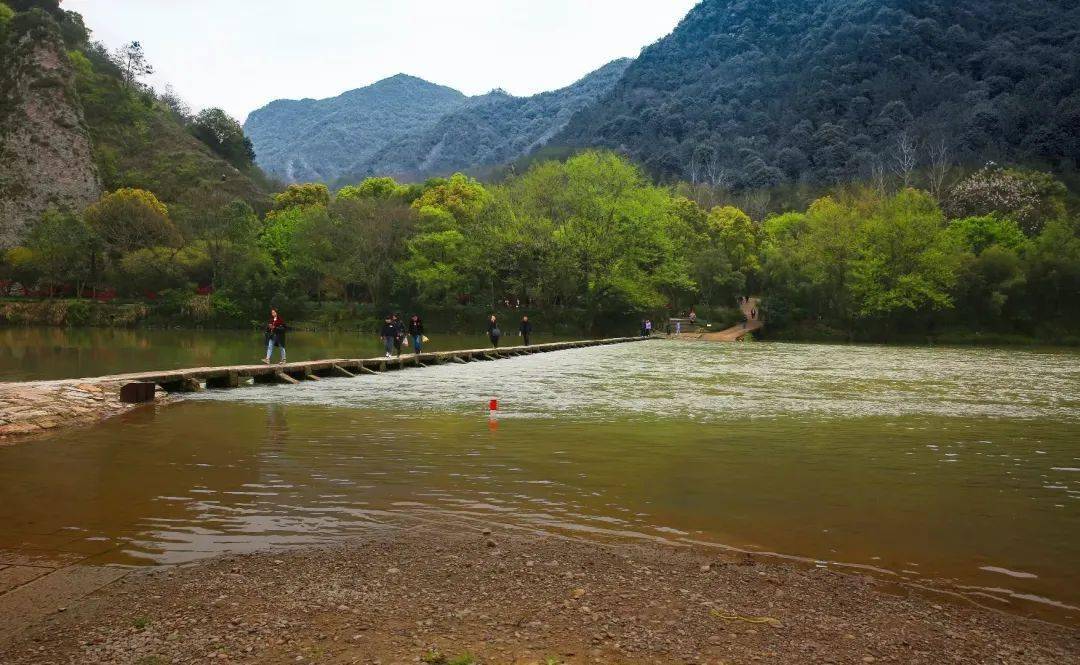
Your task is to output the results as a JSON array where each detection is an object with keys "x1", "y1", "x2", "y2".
[{"x1": 0, "y1": 12, "x2": 100, "y2": 248}]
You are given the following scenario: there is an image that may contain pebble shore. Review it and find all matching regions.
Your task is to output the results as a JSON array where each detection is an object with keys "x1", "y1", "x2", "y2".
[{"x1": 2, "y1": 524, "x2": 1076, "y2": 664}]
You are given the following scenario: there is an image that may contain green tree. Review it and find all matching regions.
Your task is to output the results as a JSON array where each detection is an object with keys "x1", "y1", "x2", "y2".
[
  {"x1": 1023, "y1": 217, "x2": 1080, "y2": 326},
  {"x1": 411, "y1": 173, "x2": 491, "y2": 224},
  {"x1": 25, "y1": 210, "x2": 96, "y2": 295},
  {"x1": 514, "y1": 151, "x2": 693, "y2": 325},
  {"x1": 337, "y1": 177, "x2": 409, "y2": 202},
  {"x1": 189, "y1": 108, "x2": 256, "y2": 169},
  {"x1": 84, "y1": 188, "x2": 180, "y2": 255},
  {"x1": 272, "y1": 183, "x2": 330, "y2": 210},
  {"x1": 945, "y1": 215, "x2": 1027, "y2": 254},
  {"x1": 848, "y1": 190, "x2": 961, "y2": 323},
  {"x1": 329, "y1": 196, "x2": 416, "y2": 304},
  {"x1": 400, "y1": 206, "x2": 480, "y2": 304}
]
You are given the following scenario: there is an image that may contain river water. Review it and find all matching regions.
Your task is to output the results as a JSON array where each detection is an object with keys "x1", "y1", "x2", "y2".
[{"x1": 1, "y1": 329, "x2": 1077, "y2": 623}]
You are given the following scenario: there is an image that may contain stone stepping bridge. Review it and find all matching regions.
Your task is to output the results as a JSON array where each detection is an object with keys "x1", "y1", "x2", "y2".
[{"x1": 0, "y1": 337, "x2": 647, "y2": 442}]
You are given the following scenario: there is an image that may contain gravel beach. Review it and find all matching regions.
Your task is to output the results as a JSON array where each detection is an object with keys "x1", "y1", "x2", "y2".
[{"x1": 1, "y1": 522, "x2": 1076, "y2": 664}]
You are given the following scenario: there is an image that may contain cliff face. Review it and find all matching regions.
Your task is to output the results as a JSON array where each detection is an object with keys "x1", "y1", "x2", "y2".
[{"x1": 0, "y1": 16, "x2": 100, "y2": 248}]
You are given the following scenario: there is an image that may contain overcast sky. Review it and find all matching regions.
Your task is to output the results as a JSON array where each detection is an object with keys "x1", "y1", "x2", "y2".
[{"x1": 66, "y1": 0, "x2": 699, "y2": 123}]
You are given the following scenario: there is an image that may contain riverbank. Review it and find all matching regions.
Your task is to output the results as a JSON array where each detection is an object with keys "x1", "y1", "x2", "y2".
[
  {"x1": 0, "y1": 378, "x2": 170, "y2": 441},
  {"x1": 0, "y1": 523, "x2": 1075, "y2": 664}
]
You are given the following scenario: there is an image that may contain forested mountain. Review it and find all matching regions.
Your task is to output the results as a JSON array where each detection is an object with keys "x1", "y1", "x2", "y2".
[
  {"x1": 244, "y1": 75, "x2": 467, "y2": 184},
  {"x1": 353, "y1": 58, "x2": 632, "y2": 183},
  {"x1": 0, "y1": 0, "x2": 270, "y2": 248},
  {"x1": 555, "y1": 0, "x2": 1080, "y2": 189}
]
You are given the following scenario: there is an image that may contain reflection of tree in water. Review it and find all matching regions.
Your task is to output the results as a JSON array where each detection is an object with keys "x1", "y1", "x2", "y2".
[{"x1": 265, "y1": 403, "x2": 289, "y2": 447}]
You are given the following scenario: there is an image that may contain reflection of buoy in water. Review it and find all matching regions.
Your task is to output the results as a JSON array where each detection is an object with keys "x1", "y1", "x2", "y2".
[{"x1": 488, "y1": 399, "x2": 499, "y2": 431}]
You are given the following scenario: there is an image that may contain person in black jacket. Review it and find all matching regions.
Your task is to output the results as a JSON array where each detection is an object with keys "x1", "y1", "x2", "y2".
[
  {"x1": 519, "y1": 315, "x2": 532, "y2": 346},
  {"x1": 488, "y1": 314, "x2": 501, "y2": 348},
  {"x1": 391, "y1": 313, "x2": 405, "y2": 356},
  {"x1": 379, "y1": 315, "x2": 396, "y2": 358},
  {"x1": 408, "y1": 314, "x2": 424, "y2": 353}
]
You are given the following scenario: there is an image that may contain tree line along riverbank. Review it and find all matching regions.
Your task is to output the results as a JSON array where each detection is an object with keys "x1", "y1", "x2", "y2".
[
  {"x1": 3, "y1": 151, "x2": 1079, "y2": 346},
  {"x1": 1, "y1": 297, "x2": 1077, "y2": 347}
]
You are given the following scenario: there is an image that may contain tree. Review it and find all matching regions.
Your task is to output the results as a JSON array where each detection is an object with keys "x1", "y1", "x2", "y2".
[
  {"x1": 329, "y1": 196, "x2": 416, "y2": 304},
  {"x1": 337, "y1": 177, "x2": 407, "y2": 202},
  {"x1": 84, "y1": 188, "x2": 180, "y2": 255},
  {"x1": 848, "y1": 190, "x2": 960, "y2": 323},
  {"x1": 400, "y1": 205, "x2": 485, "y2": 304},
  {"x1": 945, "y1": 167, "x2": 1067, "y2": 236},
  {"x1": 190, "y1": 108, "x2": 255, "y2": 168},
  {"x1": 945, "y1": 215, "x2": 1027, "y2": 255},
  {"x1": 272, "y1": 183, "x2": 330, "y2": 210},
  {"x1": 890, "y1": 132, "x2": 918, "y2": 189},
  {"x1": 160, "y1": 84, "x2": 192, "y2": 123},
  {"x1": 25, "y1": 210, "x2": 96, "y2": 295},
  {"x1": 926, "y1": 139, "x2": 954, "y2": 201},
  {"x1": 411, "y1": 173, "x2": 490, "y2": 224},
  {"x1": 112, "y1": 41, "x2": 152, "y2": 88}
]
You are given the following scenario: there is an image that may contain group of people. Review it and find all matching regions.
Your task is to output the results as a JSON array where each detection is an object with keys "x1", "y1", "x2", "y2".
[
  {"x1": 485, "y1": 314, "x2": 531, "y2": 349},
  {"x1": 639, "y1": 319, "x2": 654, "y2": 336},
  {"x1": 259, "y1": 308, "x2": 536, "y2": 364},
  {"x1": 379, "y1": 313, "x2": 426, "y2": 357}
]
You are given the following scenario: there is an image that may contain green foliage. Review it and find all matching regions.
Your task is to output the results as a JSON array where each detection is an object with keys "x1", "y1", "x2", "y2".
[
  {"x1": 945, "y1": 215, "x2": 1027, "y2": 254},
  {"x1": 24, "y1": 209, "x2": 95, "y2": 291},
  {"x1": 189, "y1": 107, "x2": 255, "y2": 169},
  {"x1": 336, "y1": 176, "x2": 415, "y2": 202},
  {"x1": 273, "y1": 183, "x2": 330, "y2": 210},
  {"x1": 848, "y1": 190, "x2": 959, "y2": 321},
  {"x1": 411, "y1": 173, "x2": 490, "y2": 223},
  {"x1": 84, "y1": 188, "x2": 180, "y2": 254},
  {"x1": 556, "y1": 0, "x2": 1080, "y2": 189},
  {"x1": 0, "y1": 3, "x2": 15, "y2": 40}
]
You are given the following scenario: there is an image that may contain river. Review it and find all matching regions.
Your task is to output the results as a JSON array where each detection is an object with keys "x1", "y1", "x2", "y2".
[{"x1": 0, "y1": 328, "x2": 1077, "y2": 623}]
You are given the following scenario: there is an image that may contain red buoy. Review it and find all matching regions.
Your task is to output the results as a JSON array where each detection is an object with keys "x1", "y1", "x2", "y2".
[{"x1": 488, "y1": 398, "x2": 498, "y2": 411}]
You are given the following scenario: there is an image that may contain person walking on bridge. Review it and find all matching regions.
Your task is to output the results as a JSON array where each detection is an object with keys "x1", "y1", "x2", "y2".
[
  {"x1": 391, "y1": 313, "x2": 405, "y2": 357},
  {"x1": 262, "y1": 308, "x2": 286, "y2": 365},
  {"x1": 380, "y1": 315, "x2": 396, "y2": 358},
  {"x1": 408, "y1": 314, "x2": 425, "y2": 354},
  {"x1": 519, "y1": 315, "x2": 532, "y2": 346},
  {"x1": 488, "y1": 314, "x2": 501, "y2": 348}
]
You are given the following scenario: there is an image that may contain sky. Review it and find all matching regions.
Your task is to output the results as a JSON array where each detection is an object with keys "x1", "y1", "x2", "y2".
[{"x1": 66, "y1": 0, "x2": 699, "y2": 123}]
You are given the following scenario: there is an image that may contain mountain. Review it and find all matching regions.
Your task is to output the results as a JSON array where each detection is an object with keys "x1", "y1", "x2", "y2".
[
  {"x1": 244, "y1": 75, "x2": 467, "y2": 184},
  {"x1": 555, "y1": 0, "x2": 1080, "y2": 189},
  {"x1": 0, "y1": 6, "x2": 100, "y2": 247},
  {"x1": 353, "y1": 58, "x2": 632, "y2": 182},
  {"x1": 0, "y1": 2, "x2": 270, "y2": 247}
]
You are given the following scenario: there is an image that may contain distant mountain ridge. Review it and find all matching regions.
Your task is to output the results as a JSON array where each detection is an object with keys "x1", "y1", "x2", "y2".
[
  {"x1": 554, "y1": 0, "x2": 1080, "y2": 188},
  {"x1": 245, "y1": 60, "x2": 632, "y2": 185},
  {"x1": 353, "y1": 58, "x2": 632, "y2": 183},
  {"x1": 244, "y1": 74, "x2": 466, "y2": 184}
]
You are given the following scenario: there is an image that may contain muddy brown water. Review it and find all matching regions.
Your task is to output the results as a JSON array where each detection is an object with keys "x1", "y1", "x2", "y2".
[{"x1": 1, "y1": 329, "x2": 1078, "y2": 624}]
